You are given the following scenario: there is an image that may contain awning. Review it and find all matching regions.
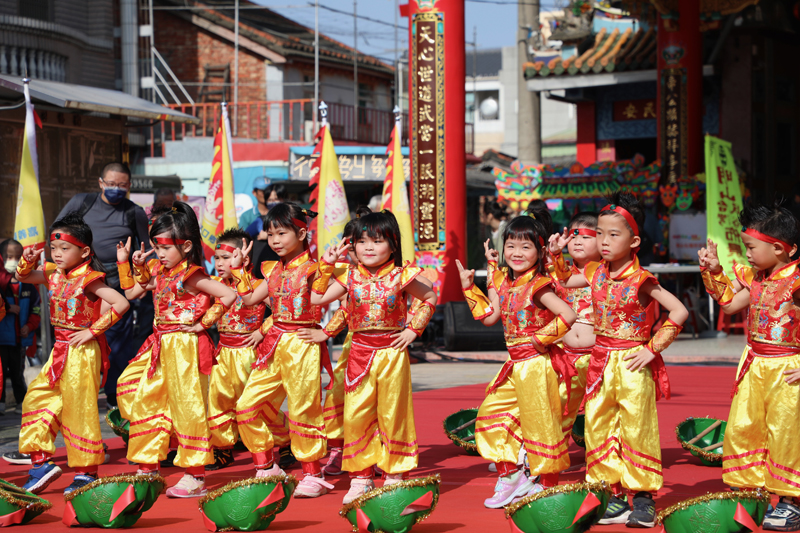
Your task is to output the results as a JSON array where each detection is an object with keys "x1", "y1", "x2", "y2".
[{"x1": 0, "y1": 75, "x2": 200, "y2": 124}]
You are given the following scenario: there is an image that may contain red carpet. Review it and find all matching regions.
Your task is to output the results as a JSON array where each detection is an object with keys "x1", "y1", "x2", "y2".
[{"x1": 2, "y1": 365, "x2": 758, "y2": 532}]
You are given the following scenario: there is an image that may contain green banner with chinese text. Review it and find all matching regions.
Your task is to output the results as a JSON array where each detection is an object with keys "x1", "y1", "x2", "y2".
[{"x1": 705, "y1": 136, "x2": 747, "y2": 273}]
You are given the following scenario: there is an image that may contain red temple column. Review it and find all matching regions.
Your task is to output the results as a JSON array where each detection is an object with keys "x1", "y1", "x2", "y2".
[
  {"x1": 401, "y1": 0, "x2": 466, "y2": 305},
  {"x1": 576, "y1": 101, "x2": 596, "y2": 167},
  {"x1": 656, "y1": 0, "x2": 703, "y2": 183}
]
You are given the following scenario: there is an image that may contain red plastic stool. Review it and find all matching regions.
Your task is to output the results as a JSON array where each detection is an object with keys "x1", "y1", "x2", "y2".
[{"x1": 716, "y1": 310, "x2": 746, "y2": 334}]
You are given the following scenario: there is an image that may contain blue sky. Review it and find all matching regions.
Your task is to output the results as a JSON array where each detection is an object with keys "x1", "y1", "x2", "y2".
[{"x1": 260, "y1": 0, "x2": 564, "y2": 65}]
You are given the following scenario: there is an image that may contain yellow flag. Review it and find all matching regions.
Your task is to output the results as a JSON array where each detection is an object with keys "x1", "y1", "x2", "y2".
[
  {"x1": 381, "y1": 122, "x2": 414, "y2": 263},
  {"x1": 201, "y1": 103, "x2": 237, "y2": 261},
  {"x1": 308, "y1": 123, "x2": 350, "y2": 259},
  {"x1": 14, "y1": 81, "x2": 46, "y2": 252}
]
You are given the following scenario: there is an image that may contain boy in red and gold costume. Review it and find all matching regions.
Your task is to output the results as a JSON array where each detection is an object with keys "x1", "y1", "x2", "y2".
[
  {"x1": 457, "y1": 214, "x2": 577, "y2": 509},
  {"x1": 699, "y1": 203, "x2": 800, "y2": 531},
  {"x1": 559, "y1": 192, "x2": 688, "y2": 528},
  {"x1": 17, "y1": 213, "x2": 130, "y2": 494}
]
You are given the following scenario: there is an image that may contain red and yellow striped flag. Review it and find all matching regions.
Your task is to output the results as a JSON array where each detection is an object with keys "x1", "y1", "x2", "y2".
[
  {"x1": 14, "y1": 81, "x2": 46, "y2": 252},
  {"x1": 201, "y1": 104, "x2": 237, "y2": 261},
  {"x1": 381, "y1": 120, "x2": 414, "y2": 263}
]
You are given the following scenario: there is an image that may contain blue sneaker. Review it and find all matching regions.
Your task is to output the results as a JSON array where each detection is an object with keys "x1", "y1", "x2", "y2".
[
  {"x1": 63, "y1": 474, "x2": 97, "y2": 495},
  {"x1": 763, "y1": 498, "x2": 800, "y2": 531},
  {"x1": 23, "y1": 461, "x2": 62, "y2": 494}
]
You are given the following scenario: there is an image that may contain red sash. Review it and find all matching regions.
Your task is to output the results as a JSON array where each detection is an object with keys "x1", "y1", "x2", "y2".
[
  {"x1": 256, "y1": 323, "x2": 334, "y2": 390},
  {"x1": 549, "y1": 344, "x2": 592, "y2": 416},
  {"x1": 48, "y1": 328, "x2": 110, "y2": 388},
  {"x1": 214, "y1": 332, "x2": 254, "y2": 358},
  {"x1": 134, "y1": 323, "x2": 216, "y2": 379},
  {"x1": 732, "y1": 342, "x2": 800, "y2": 398},
  {"x1": 486, "y1": 343, "x2": 544, "y2": 395},
  {"x1": 585, "y1": 336, "x2": 670, "y2": 403},
  {"x1": 345, "y1": 332, "x2": 397, "y2": 393}
]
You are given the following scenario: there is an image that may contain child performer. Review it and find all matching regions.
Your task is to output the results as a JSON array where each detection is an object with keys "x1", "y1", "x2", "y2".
[
  {"x1": 698, "y1": 203, "x2": 800, "y2": 531},
  {"x1": 547, "y1": 212, "x2": 602, "y2": 439},
  {"x1": 17, "y1": 213, "x2": 130, "y2": 494},
  {"x1": 560, "y1": 192, "x2": 688, "y2": 527},
  {"x1": 116, "y1": 202, "x2": 236, "y2": 498},
  {"x1": 228, "y1": 203, "x2": 334, "y2": 498},
  {"x1": 311, "y1": 210, "x2": 437, "y2": 504},
  {"x1": 456, "y1": 215, "x2": 577, "y2": 508}
]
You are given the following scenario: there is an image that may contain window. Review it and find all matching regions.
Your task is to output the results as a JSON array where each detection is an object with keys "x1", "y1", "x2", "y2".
[{"x1": 19, "y1": 0, "x2": 50, "y2": 21}]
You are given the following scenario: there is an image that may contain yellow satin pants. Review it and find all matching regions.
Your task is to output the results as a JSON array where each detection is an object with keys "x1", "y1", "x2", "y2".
[
  {"x1": 235, "y1": 332, "x2": 326, "y2": 463},
  {"x1": 208, "y1": 344, "x2": 291, "y2": 449},
  {"x1": 584, "y1": 345, "x2": 663, "y2": 492},
  {"x1": 557, "y1": 347, "x2": 591, "y2": 437},
  {"x1": 475, "y1": 354, "x2": 569, "y2": 475},
  {"x1": 126, "y1": 332, "x2": 213, "y2": 468},
  {"x1": 116, "y1": 350, "x2": 151, "y2": 422},
  {"x1": 324, "y1": 333, "x2": 352, "y2": 441},
  {"x1": 343, "y1": 345, "x2": 417, "y2": 475},
  {"x1": 20, "y1": 341, "x2": 104, "y2": 467},
  {"x1": 723, "y1": 347, "x2": 800, "y2": 497}
]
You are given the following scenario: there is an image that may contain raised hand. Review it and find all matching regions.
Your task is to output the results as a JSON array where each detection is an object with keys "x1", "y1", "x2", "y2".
[
  {"x1": 483, "y1": 239, "x2": 499, "y2": 263},
  {"x1": 548, "y1": 227, "x2": 573, "y2": 255},
  {"x1": 131, "y1": 243, "x2": 155, "y2": 266},
  {"x1": 22, "y1": 246, "x2": 37, "y2": 264},
  {"x1": 116, "y1": 237, "x2": 132, "y2": 263},
  {"x1": 322, "y1": 238, "x2": 349, "y2": 264},
  {"x1": 698, "y1": 239, "x2": 721, "y2": 273},
  {"x1": 455, "y1": 259, "x2": 475, "y2": 290}
]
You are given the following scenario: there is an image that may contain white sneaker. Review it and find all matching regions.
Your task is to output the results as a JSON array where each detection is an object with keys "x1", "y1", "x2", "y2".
[
  {"x1": 383, "y1": 474, "x2": 404, "y2": 486},
  {"x1": 256, "y1": 463, "x2": 285, "y2": 478},
  {"x1": 293, "y1": 474, "x2": 334, "y2": 498},
  {"x1": 343, "y1": 477, "x2": 375, "y2": 504},
  {"x1": 165, "y1": 474, "x2": 207, "y2": 498}
]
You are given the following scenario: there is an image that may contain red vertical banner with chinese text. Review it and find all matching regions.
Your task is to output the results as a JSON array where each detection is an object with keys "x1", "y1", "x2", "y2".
[{"x1": 704, "y1": 136, "x2": 746, "y2": 273}]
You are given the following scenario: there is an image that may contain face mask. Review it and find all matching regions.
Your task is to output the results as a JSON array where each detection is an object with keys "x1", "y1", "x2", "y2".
[
  {"x1": 104, "y1": 187, "x2": 127, "y2": 204},
  {"x1": 4, "y1": 259, "x2": 18, "y2": 274},
  {"x1": 266, "y1": 202, "x2": 280, "y2": 210}
]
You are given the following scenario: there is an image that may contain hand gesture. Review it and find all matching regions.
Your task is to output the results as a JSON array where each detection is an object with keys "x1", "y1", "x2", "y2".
[
  {"x1": 230, "y1": 238, "x2": 253, "y2": 269},
  {"x1": 455, "y1": 259, "x2": 475, "y2": 290},
  {"x1": 698, "y1": 239, "x2": 721, "y2": 273},
  {"x1": 22, "y1": 246, "x2": 37, "y2": 265},
  {"x1": 131, "y1": 243, "x2": 155, "y2": 266},
  {"x1": 548, "y1": 227, "x2": 573, "y2": 256},
  {"x1": 390, "y1": 328, "x2": 418, "y2": 351},
  {"x1": 322, "y1": 239, "x2": 349, "y2": 265},
  {"x1": 623, "y1": 347, "x2": 656, "y2": 372},
  {"x1": 297, "y1": 328, "x2": 329, "y2": 344},
  {"x1": 483, "y1": 239, "x2": 499, "y2": 264},
  {"x1": 181, "y1": 322, "x2": 206, "y2": 334},
  {"x1": 245, "y1": 330, "x2": 264, "y2": 348},
  {"x1": 784, "y1": 367, "x2": 800, "y2": 384},
  {"x1": 116, "y1": 237, "x2": 132, "y2": 263},
  {"x1": 20, "y1": 325, "x2": 30, "y2": 338},
  {"x1": 68, "y1": 329, "x2": 96, "y2": 347}
]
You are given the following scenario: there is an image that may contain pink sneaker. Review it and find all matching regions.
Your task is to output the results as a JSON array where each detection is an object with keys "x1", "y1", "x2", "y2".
[
  {"x1": 165, "y1": 474, "x2": 207, "y2": 498},
  {"x1": 383, "y1": 473, "x2": 404, "y2": 486},
  {"x1": 342, "y1": 477, "x2": 375, "y2": 504},
  {"x1": 294, "y1": 474, "x2": 334, "y2": 498},
  {"x1": 322, "y1": 448, "x2": 344, "y2": 476},
  {"x1": 484, "y1": 471, "x2": 534, "y2": 509},
  {"x1": 256, "y1": 463, "x2": 285, "y2": 478}
]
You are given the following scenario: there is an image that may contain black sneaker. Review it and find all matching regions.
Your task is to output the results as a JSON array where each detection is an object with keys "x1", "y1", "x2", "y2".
[
  {"x1": 278, "y1": 446, "x2": 296, "y2": 469},
  {"x1": 764, "y1": 498, "x2": 800, "y2": 531},
  {"x1": 598, "y1": 495, "x2": 631, "y2": 525},
  {"x1": 63, "y1": 474, "x2": 97, "y2": 495},
  {"x1": 160, "y1": 450, "x2": 177, "y2": 468},
  {"x1": 206, "y1": 448, "x2": 234, "y2": 471},
  {"x1": 627, "y1": 492, "x2": 656, "y2": 528},
  {"x1": 2, "y1": 451, "x2": 32, "y2": 465}
]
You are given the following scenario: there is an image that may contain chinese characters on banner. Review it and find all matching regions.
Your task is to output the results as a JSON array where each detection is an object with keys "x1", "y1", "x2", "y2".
[
  {"x1": 290, "y1": 152, "x2": 410, "y2": 182},
  {"x1": 612, "y1": 99, "x2": 657, "y2": 122},
  {"x1": 661, "y1": 69, "x2": 687, "y2": 185},
  {"x1": 704, "y1": 135, "x2": 746, "y2": 273},
  {"x1": 411, "y1": 12, "x2": 445, "y2": 252}
]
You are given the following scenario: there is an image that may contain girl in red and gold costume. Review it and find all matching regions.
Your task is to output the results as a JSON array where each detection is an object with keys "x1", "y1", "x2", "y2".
[
  {"x1": 456, "y1": 214, "x2": 577, "y2": 509},
  {"x1": 547, "y1": 212, "x2": 602, "y2": 440},
  {"x1": 698, "y1": 203, "x2": 800, "y2": 531},
  {"x1": 116, "y1": 202, "x2": 236, "y2": 498},
  {"x1": 559, "y1": 192, "x2": 688, "y2": 528},
  {"x1": 16, "y1": 213, "x2": 130, "y2": 494},
  {"x1": 311, "y1": 210, "x2": 437, "y2": 504},
  {"x1": 228, "y1": 203, "x2": 334, "y2": 498}
]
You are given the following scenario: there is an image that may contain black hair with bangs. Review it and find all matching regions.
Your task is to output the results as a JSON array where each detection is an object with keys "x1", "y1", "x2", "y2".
[
  {"x1": 525, "y1": 199, "x2": 553, "y2": 235},
  {"x1": 352, "y1": 210, "x2": 403, "y2": 267},
  {"x1": 263, "y1": 203, "x2": 317, "y2": 247},
  {"x1": 739, "y1": 201, "x2": 800, "y2": 255},
  {"x1": 149, "y1": 201, "x2": 203, "y2": 267},
  {"x1": 502, "y1": 214, "x2": 548, "y2": 276},
  {"x1": 568, "y1": 211, "x2": 598, "y2": 232},
  {"x1": 599, "y1": 191, "x2": 645, "y2": 235},
  {"x1": 343, "y1": 206, "x2": 372, "y2": 241},
  {"x1": 217, "y1": 228, "x2": 252, "y2": 249},
  {"x1": 50, "y1": 212, "x2": 106, "y2": 273}
]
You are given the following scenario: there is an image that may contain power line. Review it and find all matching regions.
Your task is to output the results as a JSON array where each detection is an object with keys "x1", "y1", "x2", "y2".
[{"x1": 314, "y1": 3, "x2": 408, "y2": 31}]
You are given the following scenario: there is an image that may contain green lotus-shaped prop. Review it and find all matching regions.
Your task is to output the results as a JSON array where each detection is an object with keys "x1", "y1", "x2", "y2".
[
  {"x1": 443, "y1": 408, "x2": 479, "y2": 456},
  {"x1": 340, "y1": 474, "x2": 441, "y2": 533},
  {"x1": 505, "y1": 481, "x2": 611, "y2": 533},
  {"x1": 675, "y1": 417, "x2": 727, "y2": 467},
  {"x1": 0, "y1": 477, "x2": 51, "y2": 526},
  {"x1": 199, "y1": 474, "x2": 297, "y2": 531},
  {"x1": 63, "y1": 474, "x2": 165, "y2": 528},
  {"x1": 105, "y1": 408, "x2": 130, "y2": 445},
  {"x1": 657, "y1": 490, "x2": 769, "y2": 533}
]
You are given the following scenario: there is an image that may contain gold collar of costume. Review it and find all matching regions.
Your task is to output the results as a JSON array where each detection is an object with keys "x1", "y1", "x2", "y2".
[
  {"x1": 283, "y1": 250, "x2": 311, "y2": 270},
  {"x1": 63, "y1": 260, "x2": 92, "y2": 279},
  {"x1": 357, "y1": 260, "x2": 396, "y2": 279},
  {"x1": 606, "y1": 255, "x2": 641, "y2": 281}
]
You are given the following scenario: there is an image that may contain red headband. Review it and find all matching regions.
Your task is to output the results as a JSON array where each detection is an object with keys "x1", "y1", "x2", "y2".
[
  {"x1": 573, "y1": 228, "x2": 597, "y2": 237},
  {"x1": 51, "y1": 232, "x2": 88, "y2": 249},
  {"x1": 292, "y1": 218, "x2": 307, "y2": 229},
  {"x1": 154, "y1": 237, "x2": 188, "y2": 246},
  {"x1": 215, "y1": 243, "x2": 237, "y2": 253},
  {"x1": 601, "y1": 204, "x2": 639, "y2": 236},
  {"x1": 742, "y1": 228, "x2": 792, "y2": 252}
]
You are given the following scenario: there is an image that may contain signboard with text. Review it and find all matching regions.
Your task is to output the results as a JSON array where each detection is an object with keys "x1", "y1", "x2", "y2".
[
  {"x1": 661, "y1": 68, "x2": 687, "y2": 184},
  {"x1": 290, "y1": 152, "x2": 410, "y2": 182},
  {"x1": 705, "y1": 136, "x2": 746, "y2": 273}
]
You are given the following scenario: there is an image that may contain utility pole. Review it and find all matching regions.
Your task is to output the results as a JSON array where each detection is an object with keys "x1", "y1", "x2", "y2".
[
  {"x1": 517, "y1": 0, "x2": 541, "y2": 164},
  {"x1": 314, "y1": 0, "x2": 319, "y2": 133},
  {"x1": 353, "y1": 0, "x2": 358, "y2": 136},
  {"x1": 472, "y1": 26, "x2": 477, "y2": 124},
  {"x1": 233, "y1": 0, "x2": 239, "y2": 136},
  {"x1": 394, "y1": 0, "x2": 399, "y2": 109}
]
